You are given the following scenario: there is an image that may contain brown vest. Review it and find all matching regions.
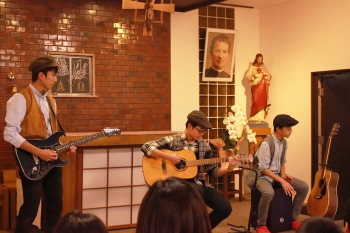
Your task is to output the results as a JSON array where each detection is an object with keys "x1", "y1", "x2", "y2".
[{"x1": 19, "y1": 87, "x2": 58, "y2": 139}]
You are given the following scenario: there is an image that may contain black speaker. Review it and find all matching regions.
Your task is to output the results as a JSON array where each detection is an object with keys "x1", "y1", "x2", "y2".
[{"x1": 250, "y1": 187, "x2": 292, "y2": 233}]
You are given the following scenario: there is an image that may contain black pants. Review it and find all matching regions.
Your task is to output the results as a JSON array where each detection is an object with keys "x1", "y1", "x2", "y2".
[
  {"x1": 15, "y1": 167, "x2": 63, "y2": 233},
  {"x1": 189, "y1": 181, "x2": 232, "y2": 229}
]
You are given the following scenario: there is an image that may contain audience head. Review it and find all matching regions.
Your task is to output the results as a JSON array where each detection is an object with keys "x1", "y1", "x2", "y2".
[
  {"x1": 297, "y1": 217, "x2": 343, "y2": 233},
  {"x1": 53, "y1": 210, "x2": 107, "y2": 233},
  {"x1": 344, "y1": 198, "x2": 350, "y2": 232},
  {"x1": 136, "y1": 176, "x2": 212, "y2": 233}
]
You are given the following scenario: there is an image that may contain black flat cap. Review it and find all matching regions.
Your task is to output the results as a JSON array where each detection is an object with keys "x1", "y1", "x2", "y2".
[
  {"x1": 28, "y1": 56, "x2": 59, "y2": 72},
  {"x1": 187, "y1": 110, "x2": 212, "y2": 129},
  {"x1": 273, "y1": 114, "x2": 299, "y2": 128}
]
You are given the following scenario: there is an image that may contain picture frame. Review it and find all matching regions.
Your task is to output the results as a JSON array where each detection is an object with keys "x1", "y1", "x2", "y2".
[
  {"x1": 49, "y1": 52, "x2": 96, "y2": 97},
  {"x1": 202, "y1": 28, "x2": 236, "y2": 82}
]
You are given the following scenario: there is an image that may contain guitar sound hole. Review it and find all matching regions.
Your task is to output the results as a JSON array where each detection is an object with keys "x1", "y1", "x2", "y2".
[
  {"x1": 175, "y1": 160, "x2": 187, "y2": 171},
  {"x1": 318, "y1": 178, "x2": 325, "y2": 189}
]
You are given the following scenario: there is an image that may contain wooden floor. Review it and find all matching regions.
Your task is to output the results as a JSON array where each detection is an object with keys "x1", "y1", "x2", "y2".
[{"x1": 0, "y1": 197, "x2": 343, "y2": 233}]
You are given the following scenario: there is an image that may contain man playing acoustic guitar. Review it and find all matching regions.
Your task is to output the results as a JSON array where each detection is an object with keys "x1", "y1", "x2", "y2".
[
  {"x1": 254, "y1": 114, "x2": 309, "y2": 233},
  {"x1": 141, "y1": 110, "x2": 237, "y2": 229},
  {"x1": 4, "y1": 56, "x2": 77, "y2": 233}
]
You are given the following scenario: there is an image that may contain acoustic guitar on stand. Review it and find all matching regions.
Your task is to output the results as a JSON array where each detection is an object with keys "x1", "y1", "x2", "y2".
[
  {"x1": 306, "y1": 123, "x2": 340, "y2": 218},
  {"x1": 142, "y1": 149, "x2": 252, "y2": 186}
]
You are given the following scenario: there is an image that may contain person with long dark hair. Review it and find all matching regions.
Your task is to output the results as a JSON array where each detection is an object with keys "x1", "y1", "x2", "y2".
[{"x1": 136, "y1": 177, "x2": 212, "y2": 233}]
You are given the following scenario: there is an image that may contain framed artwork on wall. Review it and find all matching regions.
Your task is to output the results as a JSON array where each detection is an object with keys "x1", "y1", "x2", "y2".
[
  {"x1": 49, "y1": 52, "x2": 96, "y2": 97},
  {"x1": 202, "y1": 28, "x2": 236, "y2": 82}
]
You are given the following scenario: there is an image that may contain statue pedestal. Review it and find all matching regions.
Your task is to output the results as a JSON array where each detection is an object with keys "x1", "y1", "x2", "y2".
[{"x1": 248, "y1": 121, "x2": 269, "y2": 128}]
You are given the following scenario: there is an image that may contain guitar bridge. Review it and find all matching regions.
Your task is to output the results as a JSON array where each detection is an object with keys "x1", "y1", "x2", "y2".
[
  {"x1": 314, "y1": 195, "x2": 323, "y2": 199},
  {"x1": 31, "y1": 166, "x2": 38, "y2": 178}
]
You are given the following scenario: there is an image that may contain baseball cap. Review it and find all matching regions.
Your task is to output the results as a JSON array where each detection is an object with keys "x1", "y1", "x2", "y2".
[
  {"x1": 28, "y1": 56, "x2": 59, "y2": 73},
  {"x1": 273, "y1": 114, "x2": 299, "y2": 128},
  {"x1": 187, "y1": 110, "x2": 212, "y2": 129}
]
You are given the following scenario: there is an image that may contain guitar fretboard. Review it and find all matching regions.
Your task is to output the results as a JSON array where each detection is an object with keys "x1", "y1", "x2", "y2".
[
  {"x1": 321, "y1": 123, "x2": 339, "y2": 178},
  {"x1": 55, "y1": 131, "x2": 106, "y2": 153},
  {"x1": 185, "y1": 157, "x2": 251, "y2": 166}
]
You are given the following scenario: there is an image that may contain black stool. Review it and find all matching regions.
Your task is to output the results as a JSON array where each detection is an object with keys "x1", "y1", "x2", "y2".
[
  {"x1": 250, "y1": 185, "x2": 292, "y2": 233},
  {"x1": 227, "y1": 167, "x2": 292, "y2": 233}
]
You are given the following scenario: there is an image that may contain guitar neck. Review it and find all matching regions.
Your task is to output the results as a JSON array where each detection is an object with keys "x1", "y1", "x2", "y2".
[
  {"x1": 55, "y1": 131, "x2": 106, "y2": 153},
  {"x1": 187, "y1": 157, "x2": 230, "y2": 167},
  {"x1": 320, "y1": 123, "x2": 339, "y2": 178},
  {"x1": 321, "y1": 136, "x2": 333, "y2": 177}
]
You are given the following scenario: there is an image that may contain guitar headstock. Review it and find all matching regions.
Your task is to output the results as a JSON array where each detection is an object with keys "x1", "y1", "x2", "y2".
[
  {"x1": 236, "y1": 154, "x2": 253, "y2": 165},
  {"x1": 329, "y1": 123, "x2": 340, "y2": 137},
  {"x1": 103, "y1": 127, "x2": 121, "y2": 137}
]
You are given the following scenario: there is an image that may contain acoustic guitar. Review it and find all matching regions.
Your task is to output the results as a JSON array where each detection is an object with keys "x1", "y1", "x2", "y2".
[
  {"x1": 306, "y1": 123, "x2": 340, "y2": 218},
  {"x1": 142, "y1": 149, "x2": 252, "y2": 186},
  {"x1": 15, "y1": 128, "x2": 121, "y2": 181}
]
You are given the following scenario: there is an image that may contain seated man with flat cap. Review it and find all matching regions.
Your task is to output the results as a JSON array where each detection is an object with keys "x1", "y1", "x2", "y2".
[
  {"x1": 141, "y1": 110, "x2": 238, "y2": 229},
  {"x1": 254, "y1": 114, "x2": 309, "y2": 233}
]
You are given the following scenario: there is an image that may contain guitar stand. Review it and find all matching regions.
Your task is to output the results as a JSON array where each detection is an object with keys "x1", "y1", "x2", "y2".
[
  {"x1": 226, "y1": 166, "x2": 258, "y2": 233},
  {"x1": 319, "y1": 163, "x2": 336, "y2": 172}
]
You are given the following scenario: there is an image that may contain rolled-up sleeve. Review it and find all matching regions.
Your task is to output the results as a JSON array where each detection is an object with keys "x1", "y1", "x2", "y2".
[{"x1": 141, "y1": 136, "x2": 173, "y2": 156}]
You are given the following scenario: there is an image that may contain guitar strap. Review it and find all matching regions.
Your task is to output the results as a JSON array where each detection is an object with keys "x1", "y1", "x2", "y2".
[{"x1": 46, "y1": 96, "x2": 65, "y2": 134}]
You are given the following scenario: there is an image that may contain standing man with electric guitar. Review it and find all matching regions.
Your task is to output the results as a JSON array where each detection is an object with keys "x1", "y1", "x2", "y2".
[
  {"x1": 141, "y1": 110, "x2": 238, "y2": 229},
  {"x1": 4, "y1": 56, "x2": 77, "y2": 233}
]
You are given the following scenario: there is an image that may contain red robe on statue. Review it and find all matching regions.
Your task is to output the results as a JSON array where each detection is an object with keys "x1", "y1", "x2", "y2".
[{"x1": 250, "y1": 76, "x2": 269, "y2": 118}]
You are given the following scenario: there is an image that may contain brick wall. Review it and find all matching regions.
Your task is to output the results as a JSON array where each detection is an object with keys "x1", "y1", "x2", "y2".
[{"x1": 0, "y1": 0, "x2": 171, "y2": 168}]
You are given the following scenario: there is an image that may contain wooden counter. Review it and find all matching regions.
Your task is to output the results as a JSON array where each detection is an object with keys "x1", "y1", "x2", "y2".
[{"x1": 59, "y1": 131, "x2": 179, "y2": 229}]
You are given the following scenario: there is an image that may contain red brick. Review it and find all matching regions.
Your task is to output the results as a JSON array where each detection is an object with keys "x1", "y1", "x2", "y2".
[{"x1": 0, "y1": 0, "x2": 171, "y2": 168}]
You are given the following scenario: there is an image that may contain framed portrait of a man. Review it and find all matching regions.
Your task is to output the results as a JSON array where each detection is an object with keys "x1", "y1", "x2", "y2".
[{"x1": 202, "y1": 28, "x2": 236, "y2": 82}]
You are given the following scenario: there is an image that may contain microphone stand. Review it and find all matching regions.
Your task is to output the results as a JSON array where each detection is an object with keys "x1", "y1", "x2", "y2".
[{"x1": 227, "y1": 166, "x2": 258, "y2": 233}]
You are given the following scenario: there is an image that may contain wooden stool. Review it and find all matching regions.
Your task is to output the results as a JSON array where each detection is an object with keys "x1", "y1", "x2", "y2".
[
  {"x1": 0, "y1": 186, "x2": 10, "y2": 230},
  {"x1": 1, "y1": 183, "x2": 16, "y2": 229},
  {"x1": 212, "y1": 169, "x2": 243, "y2": 201}
]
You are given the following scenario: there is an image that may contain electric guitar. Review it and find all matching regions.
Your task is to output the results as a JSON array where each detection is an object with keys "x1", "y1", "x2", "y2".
[
  {"x1": 15, "y1": 128, "x2": 121, "y2": 181},
  {"x1": 142, "y1": 149, "x2": 252, "y2": 186},
  {"x1": 306, "y1": 123, "x2": 340, "y2": 218}
]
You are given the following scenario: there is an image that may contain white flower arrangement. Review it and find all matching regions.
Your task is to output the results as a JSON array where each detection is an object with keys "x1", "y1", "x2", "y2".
[{"x1": 221, "y1": 105, "x2": 257, "y2": 151}]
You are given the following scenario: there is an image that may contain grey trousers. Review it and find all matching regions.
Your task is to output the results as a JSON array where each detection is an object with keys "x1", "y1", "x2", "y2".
[{"x1": 256, "y1": 177, "x2": 309, "y2": 226}]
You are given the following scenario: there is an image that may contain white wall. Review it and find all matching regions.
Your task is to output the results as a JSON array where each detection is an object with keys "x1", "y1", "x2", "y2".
[
  {"x1": 171, "y1": 0, "x2": 350, "y2": 191},
  {"x1": 235, "y1": 8, "x2": 260, "y2": 113},
  {"x1": 259, "y1": 0, "x2": 350, "y2": 190},
  {"x1": 171, "y1": 10, "x2": 199, "y2": 131},
  {"x1": 171, "y1": 7, "x2": 260, "y2": 130}
]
